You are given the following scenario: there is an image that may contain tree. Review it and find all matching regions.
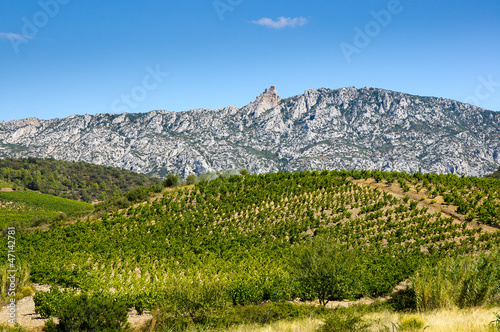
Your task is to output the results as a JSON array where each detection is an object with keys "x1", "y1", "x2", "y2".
[
  {"x1": 239, "y1": 168, "x2": 250, "y2": 176},
  {"x1": 163, "y1": 173, "x2": 181, "y2": 187},
  {"x1": 292, "y1": 238, "x2": 363, "y2": 306},
  {"x1": 186, "y1": 174, "x2": 199, "y2": 185}
]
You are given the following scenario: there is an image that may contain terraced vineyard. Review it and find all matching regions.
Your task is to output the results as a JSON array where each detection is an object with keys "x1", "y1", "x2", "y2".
[{"x1": 7, "y1": 169, "x2": 500, "y2": 316}]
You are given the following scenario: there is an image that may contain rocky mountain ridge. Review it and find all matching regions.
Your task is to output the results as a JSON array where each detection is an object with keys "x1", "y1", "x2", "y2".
[{"x1": 1, "y1": 86, "x2": 499, "y2": 177}]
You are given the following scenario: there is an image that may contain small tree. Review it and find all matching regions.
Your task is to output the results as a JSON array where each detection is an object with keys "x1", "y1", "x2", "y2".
[
  {"x1": 163, "y1": 173, "x2": 181, "y2": 188},
  {"x1": 239, "y1": 168, "x2": 250, "y2": 176},
  {"x1": 292, "y1": 238, "x2": 363, "y2": 306},
  {"x1": 185, "y1": 175, "x2": 199, "y2": 185}
]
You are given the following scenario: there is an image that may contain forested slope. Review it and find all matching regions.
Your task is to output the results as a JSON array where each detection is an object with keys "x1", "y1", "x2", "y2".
[{"x1": 0, "y1": 158, "x2": 161, "y2": 202}]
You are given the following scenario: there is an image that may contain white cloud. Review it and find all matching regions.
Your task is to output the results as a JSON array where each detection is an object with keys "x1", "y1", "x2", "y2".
[
  {"x1": 0, "y1": 32, "x2": 30, "y2": 40},
  {"x1": 252, "y1": 17, "x2": 308, "y2": 29}
]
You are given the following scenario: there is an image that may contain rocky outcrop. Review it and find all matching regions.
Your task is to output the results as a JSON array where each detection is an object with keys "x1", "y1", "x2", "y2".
[{"x1": 0, "y1": 86, "x2": 499, "y2": 177}]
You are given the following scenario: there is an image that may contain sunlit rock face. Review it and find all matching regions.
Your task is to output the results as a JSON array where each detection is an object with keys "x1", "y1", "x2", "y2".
[{"x1": 1, "y1": 86, "x2": 499, "y2": 177}]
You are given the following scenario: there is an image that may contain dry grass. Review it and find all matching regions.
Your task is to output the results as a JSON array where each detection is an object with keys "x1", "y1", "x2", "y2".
[
  {"x1": 221, "y1": 307, "x2": 500, "y2": 332},
  {"x1": 367, "y1": 307, "x2": 500, "y2": 332},
  {"x1": 225, "y1": 317, "x2": 321, "y2": 332}
]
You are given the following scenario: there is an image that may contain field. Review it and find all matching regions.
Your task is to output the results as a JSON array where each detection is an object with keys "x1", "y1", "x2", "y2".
[
  {"x1": 1, "y1": 168, "x2": 500, "y2": 330},
  {"x1": 0, "y1": 190, "x2": 94, "y2": 229},
  {"x1": 225, "y1": 307, "x2": 500, "y2": 332}
]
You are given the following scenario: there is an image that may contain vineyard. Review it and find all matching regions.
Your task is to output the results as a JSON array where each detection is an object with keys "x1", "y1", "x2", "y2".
[
  {"x1": 0, "y1": 191, "x2": 93, "y2": 229},
  {"x1": 2, "y1": 169, "x2": 498, "y2": 320}
]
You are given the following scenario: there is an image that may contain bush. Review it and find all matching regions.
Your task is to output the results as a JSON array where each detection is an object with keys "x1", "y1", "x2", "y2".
[
  {"x1": 153, "y1": 299, "x2": 320, "y2": 331},
  {"x1": 56, "y1": 293, "x2": 129, "y2": 332},
  {"x1": 185, "y1": 174, "x2": 198, "y2": 185},
  {"x1": 388, "y1": 286, "x2": 417, "y2": 312},
  {"x1": 163, "y1": 173, "x2": 181, "y2": 187},
  {"x1": 317, "y1": 308, "x2": 371, "y2": 332},
  {"x1": 42, "y1": 319, "x2": 58, "y2": 332},
  {"x1": 153, "y1": 279, "x2": 226, "y2": 330},
  {"x1": 34, "y1": 288, "x2": 76, "y2": 319},
  {"x1": 398, "y1": 315, "x2": 426, "y2": 331}
]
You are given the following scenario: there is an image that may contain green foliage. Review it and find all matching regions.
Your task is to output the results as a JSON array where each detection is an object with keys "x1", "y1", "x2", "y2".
[
  {"x1": 34, "y1": 288, "x2": 79, "y2": 318},
  {"x1": 0, "y1": 157, "x2": 160, "y2": 202},
  {"x1": 0, "y1": 324, "x2": 30, "y2": 332},
  {"x1": 56, "y1": 293, "x2": 129, "y2": 332},
  {"x1": 3, "y1": 168, "x2": 500, "y2": 319},
  {"x1": 239, "y1": 168, "x2": 250, "y2": 176},
  {"x1": 488, "y1": 167, "x2": 500, "y2": 179},
  {"x1": 0, "y1": 191, "x2": 93, "y2": 228},
  {"x1": 490, "y1": 310, "x2": 500, "y2": 331},
  {"x1": 388, "y1": 286, "x2": 417, "y2": 312},
  {"x1": 42, "y1": 319, "x2": 58, "y2": 332},
  {"x1": 153, "y1": 301, "x2": 320, "y2": 331},
  {"x1": 412, "y1": 251, "x2": 500, "y2": 311},
  {"x1": 317, "y1": 307, "x2": 371, "y2": 332},
  {"x1": 185, "y1": 174, "x2": 199, "y2": 185},
  {"x1": 153, "y1": 279, "x2": 227, "y2": 330},
  {"x1": 292, "y1": 239, "x2": 363, "y2": 305},
  {"x1": 198, "y1": 171, "x2": 218, "y2": 182},
  {"x1": 397, "y1": 315, "x2": 426, "y2": 331},
  {"x1": 163, "y1": 173, "x2": 181, "y2": 187}
]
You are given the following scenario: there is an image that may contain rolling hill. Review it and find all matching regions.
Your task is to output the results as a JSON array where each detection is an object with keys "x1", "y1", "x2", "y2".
[
  {"x1": 6, "y1": 169, "x2": 499, "y2": 315},
  {"x1": 0, "y1": 157, "x2": 161, "y2": 202}
]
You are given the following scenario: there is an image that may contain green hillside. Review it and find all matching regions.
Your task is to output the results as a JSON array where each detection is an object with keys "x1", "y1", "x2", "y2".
[
  {"x1": 2, "y1": 169, "x2": 500, "y2": 330},
  {"x1": 0, "y1": 157, "x2": 161, "y2": 202},
  {"x1": 10, "y1": 172, "x2": 500, "y2": 292},
  {"x1": 0, "y1": 190, "x2": 93, "y2": 229}
]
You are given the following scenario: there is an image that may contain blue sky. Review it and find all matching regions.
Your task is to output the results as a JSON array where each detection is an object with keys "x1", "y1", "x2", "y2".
[{"x1": 1, "y1": 0, "x2": 499, "y2": 121}]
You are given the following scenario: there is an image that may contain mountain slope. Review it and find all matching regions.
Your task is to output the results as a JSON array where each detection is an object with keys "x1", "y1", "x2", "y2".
[{"x1": 1, "y1": 87, "x2": 499, "y2": 176}]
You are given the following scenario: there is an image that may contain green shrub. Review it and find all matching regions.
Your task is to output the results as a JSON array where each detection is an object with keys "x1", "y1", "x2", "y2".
[
  {"x1": 153, "y1": 300, "x2": 320, "y2": 331},
  {"x1": 154, "y1": 279, "x2": 227, "y2": 330},
  {"x1": 56, "y1": 293, "x2": 129, "y2": 332},
  {"x1": 388, "y1": 286, "x2": 417, "y2": 312},
  {"x1": 398, "y1": 315, "x2": 426, "y2": 331},
  {"x1": 34, "y1": 288, "x2": 76, "y2": 318},
  {"x1": 42, "y1": 319, "x2": 58, "y2": 332},
  {"x1": 163, "y1": 173, "x2": 181, "y2": 187},
  {"x1": 185, "y1": 174, "x2": 199, "y2": 185},
  {"x1": 317, "y1": 308, "x2": 371, "y2": 332}
]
